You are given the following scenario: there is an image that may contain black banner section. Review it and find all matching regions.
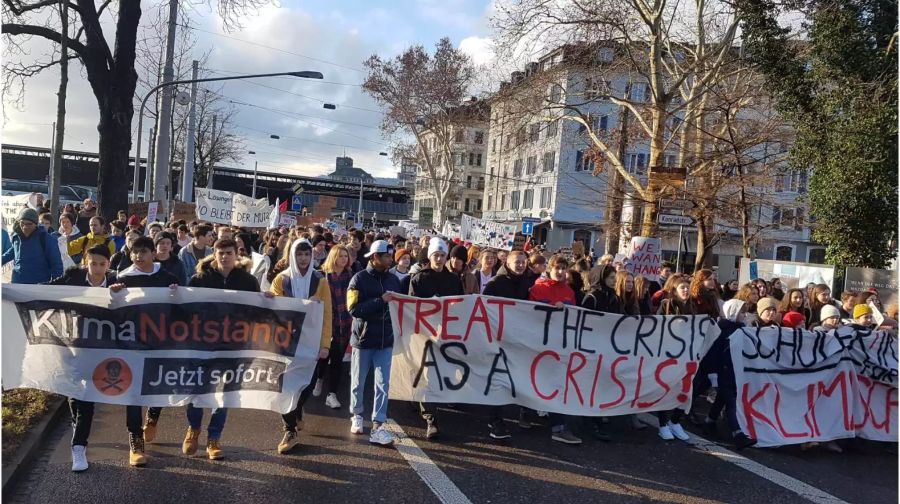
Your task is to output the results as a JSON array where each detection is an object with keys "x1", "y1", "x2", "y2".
[
  {"x1": 16, "y1": 300, "x2": 305, "y2": 357},
  {"x1": 140, "y1": 357, "x2": 286, "y2": 395}
]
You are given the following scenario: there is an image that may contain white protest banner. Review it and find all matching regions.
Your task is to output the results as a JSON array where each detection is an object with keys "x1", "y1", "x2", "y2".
[
  {"x1": 1, "y1": 193, "x2": 33, "y2": 231},
  {"x1": 194, "y1": 188, "x2": 273, "y2": 227},
  {"x1": 441, "y1": 220, "x2": 460, "y2": 240},
  {"x1": 626, "y1": 237, "x2": 661, "y2": 282},
  {"x1": 389, "y1": 226, "x2": 407, "y2": 238},
  {"x1": 459, "y1": 214, "x2": 517, "y2": 250},
  {"x1": 388, "y1": 294, "x2": 719, "y2": 416},
  {"x1": 1, "y1": 284, "x2": 324, "y2": 414},
  {"x1": 731, "y1": 326, "x2": 898, "y2": 447},
  {"x1": 143, "y1": 201, "x2": 159, "y2": 236},
  {"x1": 279, "y1": 213, "x2": 297, "y2": 228},
  {"x1": 268, "y1": 198, "x2": 281, "y2": 229}
]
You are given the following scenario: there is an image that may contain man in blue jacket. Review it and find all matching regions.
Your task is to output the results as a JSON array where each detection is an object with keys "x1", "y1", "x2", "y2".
[
  {"x1": 347, "y1": 240, "x2": 400, "y2": 446},
  {"x1": 1, "y1": 208, "x2": 63, "y2": 284}
]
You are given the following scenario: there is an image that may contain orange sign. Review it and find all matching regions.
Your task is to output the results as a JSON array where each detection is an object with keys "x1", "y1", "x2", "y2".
[{"x1": 92, "y1": 358, "x2": 133, "y2": 396}]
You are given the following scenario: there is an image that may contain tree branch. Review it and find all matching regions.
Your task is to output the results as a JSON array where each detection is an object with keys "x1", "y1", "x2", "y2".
[{"x1": 2, "y1": 23, "x2": 88, "y2": 58}]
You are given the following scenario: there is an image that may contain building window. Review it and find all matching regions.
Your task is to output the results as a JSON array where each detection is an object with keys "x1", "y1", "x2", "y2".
[
  {"x1": 466, "y1": 175, "x2": 473, "y2": 189},
  {"x1": 474, "y1": 131, "x2": 484, "y2": 144},
  {"x1": 477, "y1": 176, "x2": 485, "y2": 190},
  {"x1": 513, "y1": 159, "x2": 523, "y2": 176},
  {"x1": 598, "y1": 115, "x2": 609, "y2": 132},
  {"x1": 476, "y1": 153, "x2": 482, "y2": 166},
  {"x1": 575, "y1": 150, "x2": 595, "y2": 172},
  {"x1": 807, "y1": 247, "x2": 826, "y2": 264},
  {"x1": 542, "y1": 151, "x2": 556, "y2": 172},
  {"x1": 774, "y1": 244, "x2": 795, "y2": 261},
  {"x1": 585, "y1": 78, "x2": 611, "y2": 100},
  {"x1": 511, "y1": 191, "x2": 520, "y2": 210},
  {"x1": 546, "y1": 120, "x2": 558, "y2": 138},
  {"x1": 599, "y1": 47, "x2": 615, "y2": 63},
  {"x1": 516, "y1": 127, "x2": 526, "y2": 146},
  {"x1": 778, "y1": 169, "x2": 808, "y2": 193},
  {"x1": 526, "y1": 156, "x2": 537, "y2": 175},
  {"x1": 664, "y1": 154, "x2": 676, "y2": 167},
  {"x1": 477, "y1": 198, "x2": 483, "y2": 211},
  {"x1": 630, "y1": 82, "x2": 650, "y2": 102},
  {"x1": 626, "y1": 153, "x2": 647, "y2": 175},
  {"x1": 455, "y1": 129, "x2": 464, "y2": 142},
  {"x1": 529, "y1": 123, "x2": 540, "y2": 142},
  {"x1": 465, "y1": 198, "x2": 471, "y2": 212},
  {"x1": 488, "y1": 195, "x2": 493, "y2": 210},
  {"x1": 523, "y1": 189, "x2": 534, "y2": 209},
  {"x1": 501, "y1": 194, "x2": 506, "y2": 210},
  {"x1": 549, "y1": 85, "x2": 562, "y2": 103},
  {"x1": 540, "y1": 186, "x2": 552, "y2": 208},
  {"x1": 578, "y1": 114, "x2": 592, "y2": 133},
  {"x1": 492, "y1": 138, "x2": 496, "y2": 153}
]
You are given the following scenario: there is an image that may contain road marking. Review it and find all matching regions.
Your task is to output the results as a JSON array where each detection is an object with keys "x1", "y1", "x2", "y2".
[
  {"x1": 636, "y1": 413, "x2": 849, "y2": 504},
  {"x1": 383, "y1": 419, "x2": 473, "y2": 504}
]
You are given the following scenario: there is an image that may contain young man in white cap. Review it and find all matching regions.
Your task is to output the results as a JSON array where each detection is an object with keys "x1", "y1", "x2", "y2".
[
  {"x1": 347, "y1": 240, "x2": 401, "y2": 445},
  {"x1": 408, "y1": 237, "x2": 464, "y2": 439}
]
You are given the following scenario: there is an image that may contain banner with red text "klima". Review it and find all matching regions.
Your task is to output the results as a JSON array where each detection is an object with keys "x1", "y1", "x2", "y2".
[
  {"x1": 1, "y1": 285, "x2": 323, "y2": 414},
  {"x1": 388, "y1": 294, "x2": 720, "y2": 416},
  {"x1": 732, "y1": 326, "x2": 898, "y2": 447}
]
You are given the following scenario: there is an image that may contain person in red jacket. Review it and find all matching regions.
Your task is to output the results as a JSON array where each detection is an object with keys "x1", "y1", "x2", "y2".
[{"x1": 528, "y1": 255, "x2": 582, "y2": 445}]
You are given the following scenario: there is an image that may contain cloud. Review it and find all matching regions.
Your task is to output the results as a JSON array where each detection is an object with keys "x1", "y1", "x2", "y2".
[{"x1": 459, "y1": 36, "x2": 495, "y2": 66}]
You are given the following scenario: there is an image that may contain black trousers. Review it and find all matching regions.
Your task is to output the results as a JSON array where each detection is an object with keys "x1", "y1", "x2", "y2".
[
  {"x1": 69, "y1": 398, "x2": 94, "y2": 446},
  {"x1": 281, "y1": 370, "x2": 316, "y2": 432},
  {"x1": 125, "y1": 406, "x2": 162, "y2": 435},
  {"x1": 420, "y1": 402, "x2": 437, "y2": 423},
  {"x1": 315, "y1": 338, "x2": 347, "y2": 394},
  {"x1": 657, "y1": 409, "x2": 684, "y2": 425}
]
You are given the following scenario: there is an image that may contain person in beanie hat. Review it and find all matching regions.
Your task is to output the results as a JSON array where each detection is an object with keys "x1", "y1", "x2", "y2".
[
  {"x1": 1, "y1": 208, "x2": 64, "y2": 284},
  {"x1": 781, "y1": 311, "x2": 806, "y2": 329},
  {"x1": 447, "y1": 244, "x2": 469, "y2": 283},
  {"x1": 852, "y1": 304, "x2": 875, "y2": 328},
  {"x1": 754, "y1": 297, "x2": 780, "y2": 327},
  {"x1": 127, "y1": 214, "x2": 142, "y2": 233},
  {"x1": 390, "y1": 248, "x2": 411, "y2": 283},
  {"x1": 408, "y1": 237, "x2": 463, "y2": 439},
  {"x1": 812, "y1": 304, "x2": 842, "y2": 331}
]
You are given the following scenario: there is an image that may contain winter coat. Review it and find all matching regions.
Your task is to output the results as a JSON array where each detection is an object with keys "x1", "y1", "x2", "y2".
[
  {"x1": 529, "y1": 276, "x2": 576, "y2": 306},
  {"x1": 67, "y1": 232, "x2": 116, "y2": 265},
  {"x1": 483, "y1": 268, "x2": 531, "y2": 300},
  {"x1": 51, "y1": 226, "x2": 84, "y2": 263},
  {"x1": 348, "y1": 265, "x2": 402, "y2": 349},
  {"x1": 177, "y1": 244, "x2": 213, "y2": 285},
  {"x1": 657, "y1": 297, "x2": 696, "y2": 316},
  {"x1": 116, "y1": 264, "x2": 180, "y2": 288},
  {"x1": 269, "y1": 269, "x2": 333, "y2": 351},
  {"x1": 2, "y1": 224, "x2": 63, "y2": 284},
  {"x1": 189, "y1": 255, "x2": 259, "y2": 292},
  {"x1": 156, "y1": 254, "x2": 187, "y2": 286},
  {"x1": 46, "y1": 267, "x2": 117, "y2": 287},
  {"x1": 409, "y1": 267, "x2": 464, "y2": 298},
  {"x1": 76, "y1": 208, "x2": 97, "y2": 234},
  {"x1": 465, "y1": 269, "x2": 493, "y2": 295},
  {"x1": 110, "y1": 247, "x2": 133, "y2": 274}
]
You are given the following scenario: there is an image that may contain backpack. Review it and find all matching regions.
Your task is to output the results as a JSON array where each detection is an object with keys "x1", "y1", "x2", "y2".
[{"x1": 80, "y1": 235, "x2": 111, "y2": 258}]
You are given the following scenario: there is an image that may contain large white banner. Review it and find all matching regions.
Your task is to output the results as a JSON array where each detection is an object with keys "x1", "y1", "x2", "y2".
[
  {"x1": 2, "y1": 284, "x2": 323, "y2": 414},
  {"x1": 459, "y1": 214, "x2": 517, "y2": 251},
  {"x1": 195, "y1": 188, "x2": 273, "y2": 227},
  {"x1": 2, "y1": 193, "x2": 33, "y2": 231},
  {"x1": 731, "y1": 326, "x2": 898, "y2": 447},
  {"x1": 388, "y1": 294, "x2": 719, "y2": 415}
]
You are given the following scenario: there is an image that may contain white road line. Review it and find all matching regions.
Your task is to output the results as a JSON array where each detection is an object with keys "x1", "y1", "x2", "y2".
[
  {"x1": 636, "y1": 413, "x2": 850, "y2": 504},
  {"x1": 383, "y1": 419, "x2": 473, "y2": 504}
]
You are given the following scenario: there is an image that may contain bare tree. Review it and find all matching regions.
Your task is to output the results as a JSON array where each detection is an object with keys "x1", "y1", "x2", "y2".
[
  {"x1": 362, "y1": 38, "x2": 479, "y2": 228},
  {"x1": 192, "y1": 89, "x2": 243, "y2": 189},
  {"x1": 2, "y1": 0, "x2": 269, "y2": 222}
]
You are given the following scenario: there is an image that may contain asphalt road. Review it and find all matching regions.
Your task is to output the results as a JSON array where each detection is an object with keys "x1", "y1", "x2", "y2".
[{"x1": 7, "y1": 371, "x2": 898, "y2": 504}]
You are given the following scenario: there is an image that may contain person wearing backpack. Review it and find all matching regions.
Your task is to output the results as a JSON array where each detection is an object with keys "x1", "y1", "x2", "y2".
[
  {"x1": 1, "y1": 208, "x2": 64, "y2": 284},
  {"x1": 67, "y1": 216, "x2": 116, "y2": 265}
]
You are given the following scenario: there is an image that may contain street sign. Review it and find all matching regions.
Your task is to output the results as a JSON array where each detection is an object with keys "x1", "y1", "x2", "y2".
[
  {"x1": 522, "y1": 216, "x2": 540, "y2": 223},
  {"x1": 657, "y1": 213, "x2": 695, "y2": 226},
  {"x1": 291, "y1": 195, "x2": 303, "y2": 211},
  {"x1": 659, "y1": 199, "x2": 695, "y2": 210},
  {"x1": 522, "y1": 221, "x2": 534, "y2": 236}
]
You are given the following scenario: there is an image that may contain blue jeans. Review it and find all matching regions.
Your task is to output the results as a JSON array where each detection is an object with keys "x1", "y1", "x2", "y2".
[
  {"x1": 186, "y1": 404, "x2": 227, "y2": 439},
  {"x1": 350, "y1": 346, "x2": 392, "y2": 424}
]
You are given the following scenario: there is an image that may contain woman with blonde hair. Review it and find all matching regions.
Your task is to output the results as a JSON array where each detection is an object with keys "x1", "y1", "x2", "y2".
[
  {"x1": 615, "y1": 270, "x2": 640, "y2": 316},
  {"x1": 311, "y1": 244, "x2": 355, "y2": 409},
  {"x1": 691, "y1": 269, "x2": 723, "y2": 318}
]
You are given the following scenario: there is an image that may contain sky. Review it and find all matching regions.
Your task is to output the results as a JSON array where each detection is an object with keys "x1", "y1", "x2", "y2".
[{"x1": 1, "y1": 0, "x2": 499, "y2": 180}]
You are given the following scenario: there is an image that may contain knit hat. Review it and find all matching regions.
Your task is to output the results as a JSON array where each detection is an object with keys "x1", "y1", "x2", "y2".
[
  {"x1": 449, "y1": 244, "x2": 468, "y2": 263},
  {"x1": 820, "y1": 304, "x2": 841, "y2": 322},
  {"x1": 756, "y1": 297, "x2": 778, "y2": 317},
  {"x1": 782, "y1": 311, "x2": 806, "y2": 329},
  {"x1": 853, "y1": 304, "x2": 872, "y2": 319},
  {"x1": 17, "y1": 208, "x2": 38, "y2": 224},
  {"x1": 427, "y1": 237, "x2": 448, "y2": 258},
  {"x1": 127, "y1": 215, "x2": 141, "y2": 226},
  {"x1": 394, "y1": 248, "x2": 410, "y2": 263}
]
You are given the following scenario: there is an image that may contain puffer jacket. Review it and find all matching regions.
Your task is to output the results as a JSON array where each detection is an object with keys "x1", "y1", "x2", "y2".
[
  {"x1": 348, "y1": 265, "x2": 402, "y2": 350},
  {"x1": 67, "y1": 232, "x2": 116, "y2": 265},
  {"x1": 157, "y1": 254, "x2": 187, "y2": 286},
  {"x1": 529, "y1": 276, "x2": 576, "y2": 306},
  {"x1": 2, "y1": 224, "x2": 63, "y2": 284},
  {"x1": 409, "y1": 267, "x2": 463, "y2": 298},
  {"x1": 189, "y1": 255, "x2": 259, "y2": 292}
]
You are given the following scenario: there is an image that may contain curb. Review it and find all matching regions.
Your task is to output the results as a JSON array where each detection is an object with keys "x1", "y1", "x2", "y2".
[{"x1": 2, "y1": 395, "x2": 67, "y2": 499}]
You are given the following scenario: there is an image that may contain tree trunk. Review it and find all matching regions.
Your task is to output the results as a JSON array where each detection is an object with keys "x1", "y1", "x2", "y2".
[
  {"x1": 97, "y1": 104, "x2": 134, "y2": 223},
  {"x1": 694, "y1": 214, "x2": 715, "y2": 270},
  {"x1": 604, "y1": 106, "x2": 628, "y2": 254},
  {"x1": 49, "y1": 0, "x2": 68, "y2": 220}
]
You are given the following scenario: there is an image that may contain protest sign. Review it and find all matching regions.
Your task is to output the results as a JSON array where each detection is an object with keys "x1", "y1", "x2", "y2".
[
  {"x1": 625, "y1": 237, "x2": 661, "y2": 282},
  {"x1": 172, "y1": 201, "x2": 197, "y2": 223},
  {"x1": 1, "y1": 284, "x2": 324, "y2": 414},
  {"x1": 1, "y1": 194, "x2": 33, "y2": 231},
  {"x1": 459, "y1": 214, "x2": 517, "y2": 250},
  {"x1": 739, "y1": 258, "x2": 834, "y2": 290},
  {"x1": 845, "y1": 267, "x2": 898, "y2": 308},
  {"x1": 280, "y1": 213, "x2": 298, "y2": 228},
  {"x1": 442, "y1": 221, "x2": 461, "y2": 240},
  {"x1": 388, "y1": 294, "x2": 719, "y2": 416},
  {"x1": 389, "y1": 226, "x2": 407, "y2": 238},
  {"x1": 194, "y1": 188, "x2": 273, "y2": 227},
  {"x1": 572, "y1": 241, "x2": 585, "y2": 258},
  {"x1": 731, "y1": 326, "x2": 898, "y2": 447},
  {"x1": 143, "y1": 202, "x2": 159, "y2": 236}
]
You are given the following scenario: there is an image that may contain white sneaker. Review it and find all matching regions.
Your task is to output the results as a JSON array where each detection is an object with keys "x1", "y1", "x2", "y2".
[
  {"x1": 669, "y1": 422, "x2": 690, "y2": 441},
  {"x1": 325, "y1": 393, "x2": 341, "y2": 409},
  {"x1": 369, "y1": 427, "x2": 395, "y2": 446},
  {"x1": 658, "y1": 424, "x2": 675, "y2": 441},
  {"x1": 312, "y1": 379, "x2": 324, "y2": 397},
  {"x1": 350, "y1": 416, "x2": 364, "y2": 435},
  {"x1": 71, "y1": 445, "x2": 88, "y2": 472},
  {"x1": 536, "y1": 410, "x2": 549, "y2": 417}
]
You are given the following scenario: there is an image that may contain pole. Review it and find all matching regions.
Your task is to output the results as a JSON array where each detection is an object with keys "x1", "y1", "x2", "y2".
[
  {"x1": 180, "y1": 60, "x2": 199, "y2": 203},
  {"x1": 675, "y1": 224, "x2": 683, "y2": 273},
  {"x1": 252, "y1": 160, "x2": 258, "y2": 198},
  {"x1": 206, "y1": 114, "x2": 217, "y2": 189},
  {"x1": 48, "y1": 123, "x2": 57, "y2": 212},
  {"x1": 151, "y1": 0, "x2": 179, "y2": 208},
  {"x1": 144, "y1": 127, "x2": 155, "y2": 202},
  {"x1": 357, "y1": 178, "x2": 363, "y2": 224},
  {"x1": 49, "y1": 0, "x2": 67, "y2": 219}
]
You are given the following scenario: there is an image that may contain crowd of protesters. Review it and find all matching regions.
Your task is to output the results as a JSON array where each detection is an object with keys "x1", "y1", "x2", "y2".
[{"x1": 2, "y1": 197, "x2": 897, "y2": 473}]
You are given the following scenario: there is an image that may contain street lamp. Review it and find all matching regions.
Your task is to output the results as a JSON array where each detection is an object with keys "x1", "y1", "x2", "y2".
[{"x1": 131, "y1": 70, "x2": 324, "y2": 203}]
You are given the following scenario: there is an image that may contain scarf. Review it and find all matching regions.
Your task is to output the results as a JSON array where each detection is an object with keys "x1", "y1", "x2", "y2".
[{"x1": 287, "y1": 239, "x2": 313, "y2": 299}]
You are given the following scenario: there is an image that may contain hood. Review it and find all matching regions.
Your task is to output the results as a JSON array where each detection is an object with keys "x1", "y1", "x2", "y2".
[
  {"x1": 60, "y1": 225, "x2": 81, "y2": 238},
  {"x1": 287, "y1": 239, "x2": 314, "y2": 299},
  {"x1": 119, "y1": 263, "x2": 162, "y2": 277},
  {"x1": 722, "y1": 299, "x2": 745, "y2": 322},
  {"x1": 196, "y1": 253, "x2": 252, "y2": 275}
]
